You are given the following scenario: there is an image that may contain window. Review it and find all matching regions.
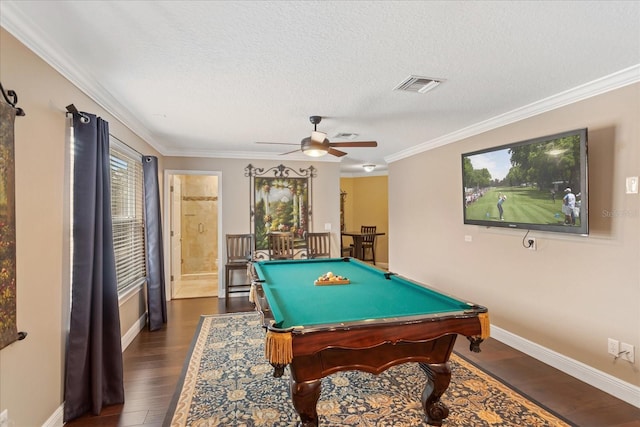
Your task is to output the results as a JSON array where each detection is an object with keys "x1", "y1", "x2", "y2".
[{"x1": 109, "y1": 138, "x2": 146, "y2": 295}]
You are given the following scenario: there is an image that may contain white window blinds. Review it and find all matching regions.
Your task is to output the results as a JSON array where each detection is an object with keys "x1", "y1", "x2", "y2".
[{"x1": 109, "y1": 138, "x2": 146, "y2": 293}]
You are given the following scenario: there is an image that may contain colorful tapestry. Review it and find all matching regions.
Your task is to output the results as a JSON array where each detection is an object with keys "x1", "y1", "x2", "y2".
[
  {"x1": 0, "y1": 99, "x2": 18, "y2": 350},
  {"x1": 165, "y1": 312, "x2": 574, "y2": 426}
]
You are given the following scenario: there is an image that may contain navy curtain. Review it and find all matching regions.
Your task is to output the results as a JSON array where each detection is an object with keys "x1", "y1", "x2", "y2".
[
  {"x1": 64, "y1": 112, "x2": 124, "y2": 421},
  {"x1": 142, "y1": 156, "x2": 167, "y2": 330}
]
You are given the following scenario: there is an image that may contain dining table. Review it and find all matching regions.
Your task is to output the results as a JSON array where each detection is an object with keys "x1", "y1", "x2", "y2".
[{"x1": 341, "y1": 230, "x2": 385, "y2": 261}]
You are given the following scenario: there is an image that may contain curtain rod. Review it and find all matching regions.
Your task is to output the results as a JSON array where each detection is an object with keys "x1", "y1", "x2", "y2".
[
  {"x1": 65, "y1": 104, "x2": 90, "y2": 123},
  {"x1": 66, "y1": 104, "x2": 145, "y2": 158},
  {"x1": 0, "y1": 82, "x2": 26, "y2": 116},
  {"x1": 110, "y1": 133, "x2": 145, "y2": 158}
]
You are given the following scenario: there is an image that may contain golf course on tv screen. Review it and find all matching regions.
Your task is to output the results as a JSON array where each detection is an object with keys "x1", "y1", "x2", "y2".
[{"x1": 462, "y1": 128, "x2": 588, "y2": 235}]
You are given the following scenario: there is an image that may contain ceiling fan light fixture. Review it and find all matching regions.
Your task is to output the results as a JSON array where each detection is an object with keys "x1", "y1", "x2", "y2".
[
  {"x1": 304, "y1": 147, "x2": 329, "y2": 157},
  {"x1": 301, "y1": 137, "x2": 329, "y2": 157},
  {"x1": 363, "y1": 164, "x2": 376, "y2": 173}
]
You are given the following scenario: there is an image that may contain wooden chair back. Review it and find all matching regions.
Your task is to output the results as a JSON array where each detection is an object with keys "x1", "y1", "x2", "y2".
[
  {"x1": 268, "y1": 232, "x2": 294, "y2": 260},
  {"x1": 226, "y1": 234, "x2": 254, "y2": 264},
  {"x1": 224, "y1": 233, "x2": 253, "y2": 307},
  {"x1": 360, "y1": 225, "x2": 377, "y2": 264},
  {"x1": 361, "y1": 225, "x2": 377, "y2": 244},
  {"x1": 306, "y1": 232, "x2": 331, "y2": 258}
]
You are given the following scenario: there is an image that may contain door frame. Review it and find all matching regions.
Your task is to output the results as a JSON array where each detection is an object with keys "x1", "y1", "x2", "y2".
[{"x1": 163, "y1": 169, "x2": 223, "y2": 301}]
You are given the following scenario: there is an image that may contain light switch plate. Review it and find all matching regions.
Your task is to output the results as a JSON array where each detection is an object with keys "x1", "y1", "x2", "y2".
[{"x1": 626, "y1": 176, "x2": 638, "y2": 194}]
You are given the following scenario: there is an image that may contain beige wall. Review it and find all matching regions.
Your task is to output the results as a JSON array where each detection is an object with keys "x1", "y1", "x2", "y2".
[
  {"x1": 2, "y1": 22, "x2": 637, "y2": 425},
  {"x1": 340, "y1": 175, "x2": 389, "y2": 265},
  {"x1": 0, "y1": 29, "x2": 160, "y2": 426},
  {"x1": 389, "y1": 83, "x2": 640, "y2": 386},
  {"x1": 164, "y1": 158, "x2": 342, "y2": 268},
  {"x1": 1, "y1": 29, "x2": 343, "y2": 425}
]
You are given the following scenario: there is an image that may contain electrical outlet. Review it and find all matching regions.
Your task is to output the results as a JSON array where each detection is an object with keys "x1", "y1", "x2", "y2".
[
  {"x1": 620, "y1": 343, "x2": 635, "y2": 363},
  {"x1": 0, "y1": 409, "x2": 8, "y2": 427},
  {"x1": 608, "y1": 338, "x2": 620, "y2": 357},
  {"x1": 527, "y1": 238, "x2": 537, "y2": 251}
]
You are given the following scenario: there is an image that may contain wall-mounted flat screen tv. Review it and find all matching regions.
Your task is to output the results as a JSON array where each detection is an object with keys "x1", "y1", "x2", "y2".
[{"x1": 462, "y1": 128, "x2": 588, "y2": 235}]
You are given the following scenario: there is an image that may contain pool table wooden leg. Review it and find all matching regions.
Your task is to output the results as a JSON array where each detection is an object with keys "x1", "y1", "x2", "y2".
[
  {"x1": 290, "y1": 377, "x2": 322, "y2": 427},
  {"x1": 467, "y1": 336, "x2": 484, "y2": 353},
  {"x1": 419, "y1": 362, "x2": 451, "y2": 426}
]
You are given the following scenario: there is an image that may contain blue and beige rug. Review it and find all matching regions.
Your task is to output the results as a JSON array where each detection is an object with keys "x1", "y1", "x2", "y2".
[{"x1": 164, "y1": 313, "x2": 573, "y2": 426}]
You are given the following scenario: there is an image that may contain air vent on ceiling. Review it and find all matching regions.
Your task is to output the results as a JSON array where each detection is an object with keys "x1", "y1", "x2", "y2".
[{"x1": 393, "y1": 75, "x2": 444, "y2": 94}]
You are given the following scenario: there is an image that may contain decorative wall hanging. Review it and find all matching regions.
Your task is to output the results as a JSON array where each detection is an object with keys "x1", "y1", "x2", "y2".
[
  {"x1": 0, "y1": 82, "x2": 26, "y2": 350},
  {"x1": 246, "y1": 164, "x2": 316, "y2": 259}
]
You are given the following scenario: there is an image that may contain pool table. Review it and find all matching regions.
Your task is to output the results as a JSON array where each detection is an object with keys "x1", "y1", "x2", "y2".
[{"x1": 250, "y1": 257, "x2": 489, "y2": 426}]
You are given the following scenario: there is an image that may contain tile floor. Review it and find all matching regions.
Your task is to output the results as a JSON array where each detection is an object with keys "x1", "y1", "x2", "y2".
[{"x1": 172, "y1": 273, "x2": 218, "y2": 299}]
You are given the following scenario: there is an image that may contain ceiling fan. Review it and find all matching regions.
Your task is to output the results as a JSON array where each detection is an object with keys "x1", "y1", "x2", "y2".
[{"x1": 256, "y1": 116, "x2": 377, "y2": 157}]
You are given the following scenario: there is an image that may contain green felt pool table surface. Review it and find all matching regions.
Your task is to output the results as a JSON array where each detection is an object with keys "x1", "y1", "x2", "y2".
[{"x1": 252, "y1": 257, "x2": 476, "y2": 329}]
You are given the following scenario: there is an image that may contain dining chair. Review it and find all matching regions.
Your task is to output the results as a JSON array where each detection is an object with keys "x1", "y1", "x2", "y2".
[
  {"x1": 306, "y1": 232, "x2": 331, "y2": 259},
  {"x1": 225, "y1": 234, "x2": 254, "y2": 306},
  {"x1": 360, "y1": 225, "x2": 377, "y2": 265},
  {"x1": 268, "y1": 232, "x2": 294, "y2": 260}
]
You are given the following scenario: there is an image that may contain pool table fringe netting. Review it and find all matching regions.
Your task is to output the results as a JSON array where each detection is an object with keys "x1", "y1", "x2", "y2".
[{"x1": 265, "y1": 330, "x2": 294, "y2": 365}]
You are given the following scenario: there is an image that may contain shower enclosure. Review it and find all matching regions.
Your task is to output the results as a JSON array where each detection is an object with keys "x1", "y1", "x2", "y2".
[{"x1": 170, "y1": 173, "x2": 220, "y2": 299}]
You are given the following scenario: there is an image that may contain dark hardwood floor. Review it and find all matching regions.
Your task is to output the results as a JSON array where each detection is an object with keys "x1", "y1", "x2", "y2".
[{"x1": 66, "y1": 297, "x2": 640, "y2": 426}]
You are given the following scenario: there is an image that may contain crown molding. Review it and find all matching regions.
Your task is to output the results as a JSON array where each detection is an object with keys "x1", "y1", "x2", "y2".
[
  {"x1": 162, "y1": 148, "x2": 342, "y2": 162},
  {"x1": 385, "y1": 64, "x2": 640, "y2": 164},
  {"x1": 340, "y1": 170, "x2": 389, "y2": 178},
  {"x1": 4, "y1": 5, "x2": 638, "y2": 164},
  {"x1": 1, "y1": 4, "x2": 167, "y2": 153}
]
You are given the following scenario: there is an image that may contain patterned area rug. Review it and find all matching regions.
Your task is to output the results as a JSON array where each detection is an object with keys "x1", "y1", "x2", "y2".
[{"x1": 164, "y1": 313, "x2": 573, "y2": 426}]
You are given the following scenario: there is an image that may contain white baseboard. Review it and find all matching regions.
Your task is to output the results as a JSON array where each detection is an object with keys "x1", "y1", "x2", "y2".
[
  {"x1": 122, "y1": 312, "x2": 147, "y2": 351},
  {"x1": 43, "y1": 404, "x2": 63, "y2": 427},
  {"x1": 491, "y1": 325, "x2": 640, "y2": 408}
]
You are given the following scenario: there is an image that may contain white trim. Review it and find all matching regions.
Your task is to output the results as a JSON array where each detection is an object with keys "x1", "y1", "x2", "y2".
[
  {"x1": 161, "y1": 149, "x2": 342, "y2": 162},
  {"x1": 121, "y1": 313, "x2": 147, "y2": 351},
  {"x1": 385, "y1": 64, "x2": 640, "y2": 164},
  {"x1": 0, "y1": 4, "x2": 166, "y2": 154},
  {"x1": 117, "y1": 278, "x2": 145, "y2": 306},
  {"x1": 491, "y1": 325, "x2": 640, "y2": 408},
  {"x1": 340, "y1": 170, "x2": 389, "y2": 178},
  {"x1": 4, "y1": 3, "x2": 637, "y2": 164},
  {"x1": 42, "y1": 404, "x2": 63, "y2": 427},
  {"x1": 46, "y1": 321, "x2": 638, "y2": 427}
]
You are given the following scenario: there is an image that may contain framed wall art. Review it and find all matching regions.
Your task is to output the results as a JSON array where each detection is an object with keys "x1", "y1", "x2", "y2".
[{"x1": 246, "y1": 164, "x2": 316, "y2": 259}]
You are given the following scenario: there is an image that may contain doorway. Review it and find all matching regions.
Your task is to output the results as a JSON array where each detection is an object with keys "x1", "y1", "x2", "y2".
[{"x1": 167, "y1": 171, "x2": 221, "y2": 299}]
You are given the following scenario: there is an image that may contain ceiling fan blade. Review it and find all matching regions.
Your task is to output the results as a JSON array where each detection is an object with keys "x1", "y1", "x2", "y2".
[
  {"x1": 280, "y1": 149, "x2": 302, "y2": 155},
  {"x1": 329, "y1": 141, "x2": 378, "y2": 148},
  {"x1": 255, "y1": 142, "x2": 299, "y2": 146},
  {"x1": 328, "y1": 148, "x2": 348, "y2": 157}
]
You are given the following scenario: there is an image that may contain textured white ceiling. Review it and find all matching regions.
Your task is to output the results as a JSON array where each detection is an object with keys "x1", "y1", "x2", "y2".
[{"x1": 2, "y1": 1, "x2": 639, "y2": 173}]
